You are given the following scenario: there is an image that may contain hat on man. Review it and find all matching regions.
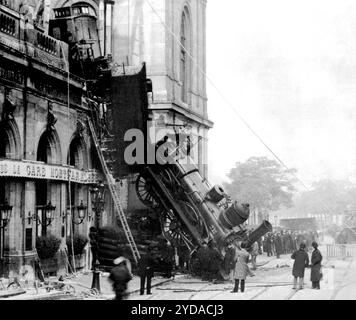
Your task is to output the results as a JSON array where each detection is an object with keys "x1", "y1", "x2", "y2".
[{"x1": 114, "y1": 256, "x2": 127, "y2": 266}]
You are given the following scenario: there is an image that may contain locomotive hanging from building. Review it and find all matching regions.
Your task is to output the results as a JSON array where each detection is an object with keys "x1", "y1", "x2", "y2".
[
  {"x1": 97, "y1": 63, "x2": 273, "y2": 255},
  {"x1": 47, "y1": 0, "x2": 272, "y2": 259}
]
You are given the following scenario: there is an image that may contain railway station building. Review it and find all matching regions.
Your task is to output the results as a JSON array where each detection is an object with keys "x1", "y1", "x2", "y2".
[{"x1": 0, "y1": 0, "x2": 211, "y2": 280}]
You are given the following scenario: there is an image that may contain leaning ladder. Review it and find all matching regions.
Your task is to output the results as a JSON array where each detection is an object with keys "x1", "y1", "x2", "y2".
[{"x1": 87, "y1": 117, "x2": 141, "y2": 264}]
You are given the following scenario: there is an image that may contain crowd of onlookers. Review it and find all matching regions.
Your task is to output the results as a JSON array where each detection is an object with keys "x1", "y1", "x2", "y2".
[
  {"x1": 100, "y1": 229, "x2": 322, "y2": 299},
  {"x1": 260, "y1": 229, "x2": 319, "y2": 258}
]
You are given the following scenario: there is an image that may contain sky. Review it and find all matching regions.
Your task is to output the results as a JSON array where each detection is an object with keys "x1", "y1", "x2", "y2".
[{"x1": 206, "y1": 0, "x2": 356, "y2": 189}]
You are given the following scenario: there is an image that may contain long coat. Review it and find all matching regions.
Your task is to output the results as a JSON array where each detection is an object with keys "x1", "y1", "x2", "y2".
[
  {"x1": 109, "y1": 262, "x2": 133, "y2": 300},
  {"x1": 233, "y1": 249, "x2": 251, "y2": 280},
  {"x1": 265, "y1": 235, "x2": 272, "y2": 252},
  {"x1": 208, "y1": 246, "x2": 222, "y2": 273},
  {"x1": 310, "y1": 248, "x2": 323, "y2": 282},
  {"x1": 250, "y1": 242, "x2": 259, "y2": 256},
  {"x1": 291, "y1": 249, "x2": 309, "y2": 278},
  {"x1": 274, "y1": 236, "x2": 283, "y2": 255},
  {"x1": 197, "y1": 246, "x2": 210, "y2": 271},
  {"x1": 137, "y1": 252, "x2": 156, "y2": 278},
  {"x1": 224, "y1": 246, "x2": 236, "y2": 274}
]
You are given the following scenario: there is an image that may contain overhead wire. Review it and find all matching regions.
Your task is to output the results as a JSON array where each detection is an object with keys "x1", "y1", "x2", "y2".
[
  {"x1": 144, "y1": 0, "x2": 356, "y2": 235},
  {"x1": 144, "y1": 0, "x2": 309, "y2": 191}
]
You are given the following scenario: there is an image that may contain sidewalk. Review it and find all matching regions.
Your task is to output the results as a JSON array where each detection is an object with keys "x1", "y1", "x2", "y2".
[
  {"x1": 67, "y1": 271, "x2": 181, "y2": 300},
  {"x1": 1, "y1": 272, "x2": 178, "y2": 300}
]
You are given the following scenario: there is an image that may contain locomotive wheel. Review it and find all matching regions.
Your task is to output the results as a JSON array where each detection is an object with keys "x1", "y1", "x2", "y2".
[
  {"x1": 159, "y1": 169, "x2": 175, "y2": 190},
  {"x1": 159, "y1": 210, "x2": 193, "y2": 247},
  {"x1": 136, "y1": 173, "x2": 159, "y2": 208},
  {"x1": 179, "y1": 201, "x2": 200, "y2": 226},
  {"x1": 179, "y1": 201, "x2": 208, "y2": 238}
]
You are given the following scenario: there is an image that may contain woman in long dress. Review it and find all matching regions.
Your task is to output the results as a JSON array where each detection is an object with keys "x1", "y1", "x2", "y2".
[{"x1": 231, "y1": 242, "x2": 254, "y2": 293}]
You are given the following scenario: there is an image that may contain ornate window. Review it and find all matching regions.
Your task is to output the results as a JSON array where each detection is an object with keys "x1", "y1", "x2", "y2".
[
  {"x1": 180, "y1": 8, "x2": 191, "y2": 104},
  {"x1": 35, "y1": 129, "x2": 61, "y2": 236},
  {"x1": 71, "y1": 2, "x2": 97, "y2": 17},
  {"x1": 66, "y1": 135, "x2": 87, "y2": 235}
]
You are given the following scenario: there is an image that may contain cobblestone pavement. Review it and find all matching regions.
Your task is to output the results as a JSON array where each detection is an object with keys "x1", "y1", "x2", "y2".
[{"x1": 2, "y1": 251, "x2": 355, "y2": 300}]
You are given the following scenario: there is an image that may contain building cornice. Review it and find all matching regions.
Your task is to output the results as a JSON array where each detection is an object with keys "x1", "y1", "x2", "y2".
[{"x1": 149, "y1": 101, "x2": 214, "y2": 128}]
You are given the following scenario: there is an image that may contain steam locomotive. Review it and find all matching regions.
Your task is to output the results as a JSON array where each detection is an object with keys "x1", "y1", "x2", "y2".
[
  {"x1": 91, "y1": 61, "x2": 272, "y2": 268},
  {"x1": 135, "y1": 142, "x2": 272, "y2": 255}
]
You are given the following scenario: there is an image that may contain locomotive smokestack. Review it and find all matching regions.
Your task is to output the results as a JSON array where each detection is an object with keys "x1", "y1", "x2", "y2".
[{"x1": 243, "y1": 220, "x2": 273, "y2": 248}]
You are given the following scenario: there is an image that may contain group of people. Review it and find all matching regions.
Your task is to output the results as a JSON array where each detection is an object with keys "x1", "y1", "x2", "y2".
[
  {"x1": 291, "y1": 241, "x2": 323, "y2": 290},
  {"x1": 262, "y1": 230, "x2": 319, "y2": 258},
  {"x1": 225, "y1": 241, "x2": 256, "y2": 293},
  {"x1": 93, "y1": 226, "x2": 323, "y2": 299},
  {"x1": 191, "y1": 240, "x2": 224, "y2": 282},
  {"x1": 108, "y1": 239, "x2": 175, "y2": 300},
  {"x1": 191, "y1": 238, "x2": 258, "y2": 292}
]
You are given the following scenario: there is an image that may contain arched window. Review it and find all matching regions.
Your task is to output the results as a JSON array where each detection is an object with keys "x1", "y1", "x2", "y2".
[
  {"x1": 0, "y1": 120, "x2": 21, "y2": 160},
  {"x1": 36, "y1": 131, "x2": 51, "y2": 236},
  {"x1": 66, "y1": 135, "x2": 87, "y2": 236},
  {"x1": 180, "y1": 9, "x2": 191, "y2": 104},
  {"x1": 35, "y1": 129, "x2": 60, "y2": 236}
]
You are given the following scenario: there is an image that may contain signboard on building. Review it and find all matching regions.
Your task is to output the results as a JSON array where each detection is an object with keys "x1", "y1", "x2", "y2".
[{"x1": 0, "y1": 159, "x2": 102, "y2": 184}]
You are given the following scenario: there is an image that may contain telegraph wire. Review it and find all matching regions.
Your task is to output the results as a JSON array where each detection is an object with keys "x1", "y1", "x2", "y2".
[
  {"x1": 145, "y1": 0, "x2": 310, "y2": 191},
  {"x1": 145, "y1": 0, "x2": 356, "y2": 235}
]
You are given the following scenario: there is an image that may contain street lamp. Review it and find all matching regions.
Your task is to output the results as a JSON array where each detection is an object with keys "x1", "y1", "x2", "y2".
[
  {"x1": 72, "y1": 200, "x2": 87, "y2": 225},
  {"x1": 89, "y1": 184, "x2": 105, "y2": 293},
  {"x1": 90, "y1": 184, "x2": 105, "y2": 227},
  {"x1": 0, "y1": 199, "x2": 13, "y2": 229},
  {"x1": 36, "y1": 201, "x2": 56, "y2": 227}
]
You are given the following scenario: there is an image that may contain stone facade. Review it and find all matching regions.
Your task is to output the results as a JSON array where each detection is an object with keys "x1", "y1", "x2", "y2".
[
  {"x1": 110, "y1": 0, "x2": 212, "y2": 211},
  {"x1": 0, "y1": 0, "x2": 212, "y2": 279},
  {"x1": 0, "y1": 0, "x2": 107, "y2": 280}
]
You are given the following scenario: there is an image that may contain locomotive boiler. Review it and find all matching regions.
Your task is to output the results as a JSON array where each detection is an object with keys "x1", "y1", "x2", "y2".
[{"x1": 135, "y1": 147, "x2": 272, "y2": 254}]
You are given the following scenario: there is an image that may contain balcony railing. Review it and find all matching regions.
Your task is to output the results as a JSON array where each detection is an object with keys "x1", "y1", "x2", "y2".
[
  {"x1": 0, "y1": 8, "x2": 68, "y2": 70},
  {"x1": 35, "y1": 31, "x2": 59, "y2": 56},
  {"x1": 0, "y1": 0, "x2": 9, "y2": 8},
  {"x1": 0, "y1": 10, "x2": 17, "y2": 37}
]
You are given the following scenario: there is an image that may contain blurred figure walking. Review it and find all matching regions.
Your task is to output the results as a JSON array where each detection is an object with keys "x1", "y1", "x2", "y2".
[{"x1": 109, "y1": 256, "x2": 133, "y2": 300}]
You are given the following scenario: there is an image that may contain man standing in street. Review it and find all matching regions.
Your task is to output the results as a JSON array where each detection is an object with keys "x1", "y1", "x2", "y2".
[
  {"x1": 207, "y1": 240, "x2": 223, "y2": 282},
  {"x1": 177, "y1": 244, "x2": 190, "y2": 272},
  {"x1": 250, "y1": 241, "x2": 259, "y2": 270},
  {"x1": 138, "y1": 245, "x2": 156, "y2": 295},
  {"x1": 224, "y1": 243, "x2": 236, "y2": 280},
  {"x1": 266, "y1": 233, "x2": 273, "y2": 257},
  {"x1": 197, "y1": 241, "x2": 210, "y2": 280},
  {"x1": 291, "y1": 243, "x2": 309, "y2": 290},
  {"x1": 274, "y1": 232, "x2": 283, "y2": 259},
  {"x1": 231, "y1": 242, "x2": 254, "y2": 293},
  {"x1": 310, "y1": 241, "x2": 323, "y2": 289}
]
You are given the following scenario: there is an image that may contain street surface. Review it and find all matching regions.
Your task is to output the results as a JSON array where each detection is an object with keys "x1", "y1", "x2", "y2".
[
  {"x1": 126, "y1": 248, "x2": 356, "y2": 300},
  {"x1": 2, "y1": 246, "x2": 356, "y2": 300}
]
